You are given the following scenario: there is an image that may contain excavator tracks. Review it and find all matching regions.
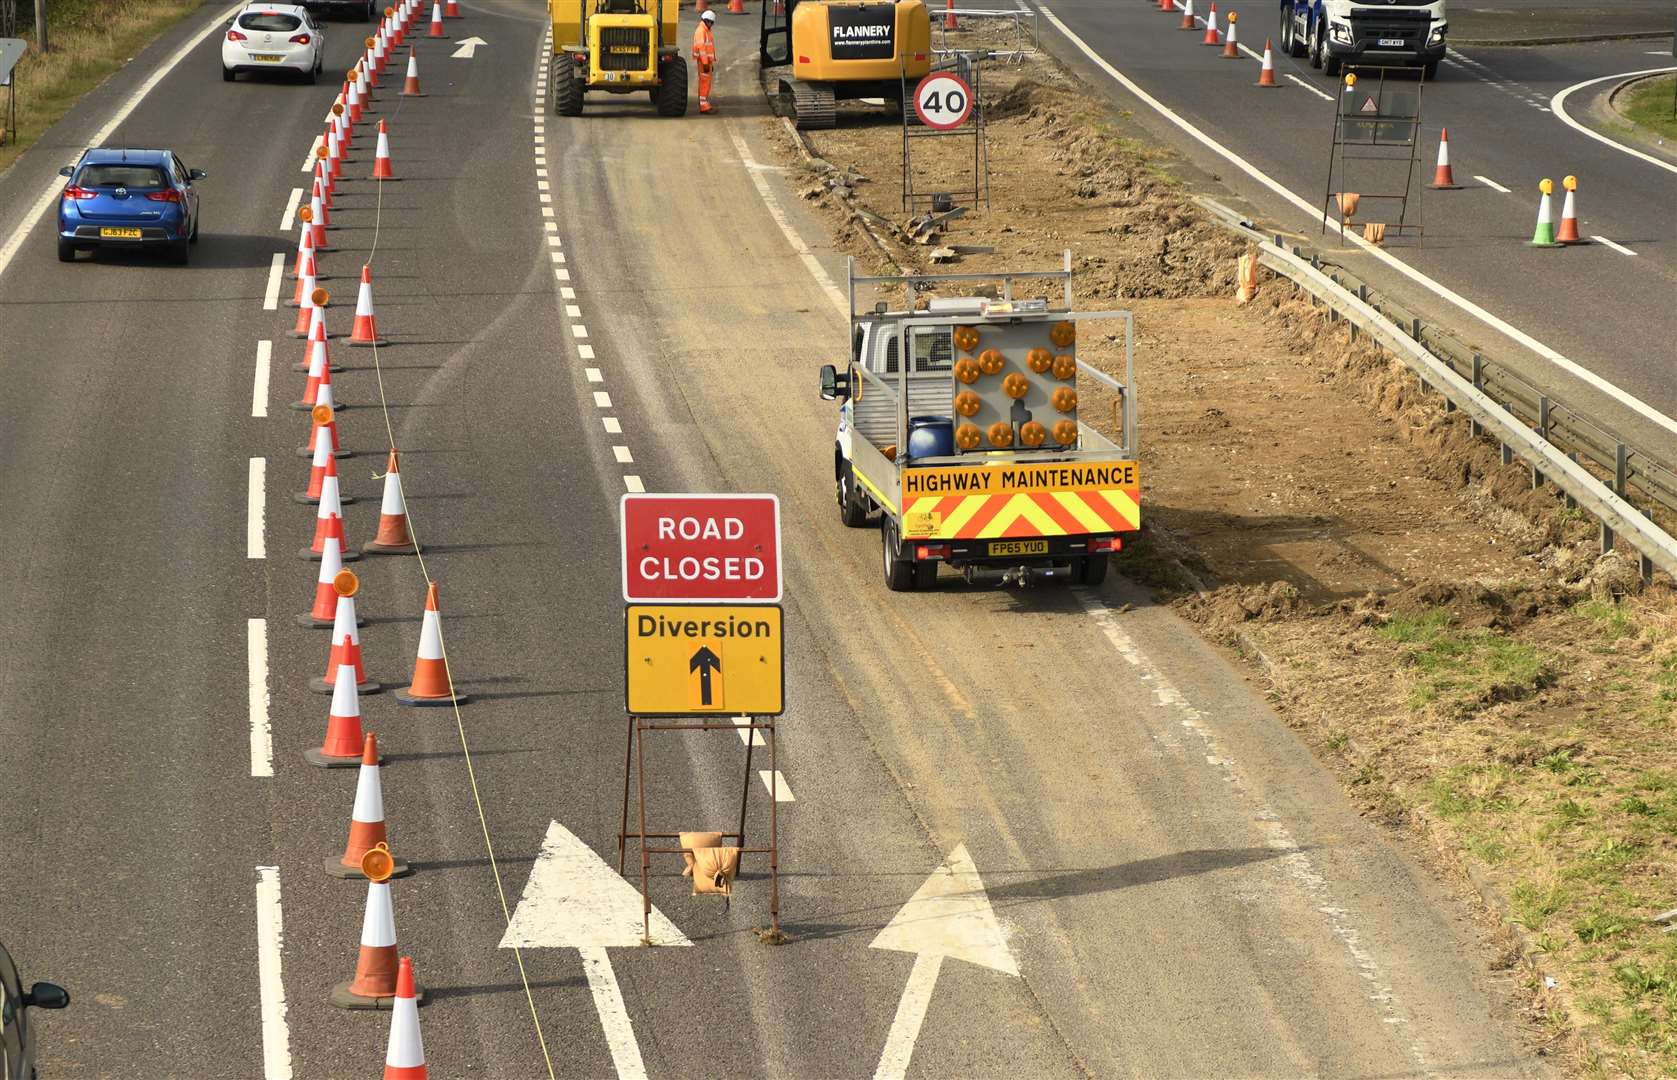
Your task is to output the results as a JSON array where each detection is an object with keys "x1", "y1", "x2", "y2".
[{"x1": 788, "y1": 80, "x2": 836, "y2": 130}]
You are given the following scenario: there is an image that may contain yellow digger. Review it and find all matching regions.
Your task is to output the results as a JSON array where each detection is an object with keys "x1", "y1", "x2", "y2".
[
  {"x1": 760, "y1": 0, "x2": 932, "y2": 129},
  {"x1": 548, "y1": 0, "x2": 688, "y2": 116}
]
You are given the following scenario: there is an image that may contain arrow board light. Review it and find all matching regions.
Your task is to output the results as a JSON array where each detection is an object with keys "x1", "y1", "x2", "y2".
[
  {"x1": 871, "y1": 843, "x2": 1018, "y2": 976},
  {"x1": 501, "y1": 821, "x2": 691, "y2": 949}
]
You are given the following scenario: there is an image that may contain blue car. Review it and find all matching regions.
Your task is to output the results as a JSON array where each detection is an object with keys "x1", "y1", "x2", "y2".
[{"x1": 56, "y1": 148, "x2": 204, "y2": 264}]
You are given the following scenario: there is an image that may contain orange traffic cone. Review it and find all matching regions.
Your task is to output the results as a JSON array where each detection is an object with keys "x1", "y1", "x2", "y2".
[
  {"x1": 316, "y1": 158, "x2": 333, "y2": 210},
  {"x1": 695, "y1": 0, "x2": 706, "y2": 12},
  {"x1": 727, "y1": 0, "x2": 744, "y2": 13},
  {"x1": 306, "y1": 470, "x2": 359, "y2": 560},
  {"x1": 383, "y1": 958, "x2": 428, "y2": 1076},
  {"x1": 306, "y1": 658, "x2": 367, "y2": 767},
  {"x1": 297, "y1": 422, "x2": 356, "y2": 502},
  {"x1": 292, "y1": 283, "x2": 326, "y2": 339},
  {"x1": 288, "y1": 213, "x2": 314, "y2": 280},
  {"x1": 371, "y1": 120, "x2": 396, "y2": 180},
  {"x1": 444, "y1": 0, "x2": 460, "y2": 15},
  {"x1": 1222, "y1": 11, "x2": 1239, "y2": 56},
  {"x1": 1258, "y1": 39, "x2": 1277, "y2": 86},
  {"x1": 327, "y1": 123, "x2": 344, "y2": 181},
  {"x1": 347, "y1": 75, "x2": 364, "y2": 125},
  {"x1": 349, "y1": 265, "x2": 387, "y2": 347},
  {"x1": 429, "y1": 1, "x2": 445, "y2": 37},
  {"x1": 365, "y1": 450, "x2": 421, "y2": 554},
  {"x1": 395, "y1": 582, "x2": 466, "y2": 705},
  {"x1": 328, "y1": 735, "x2": 408, "y2": 878},
  {"x1": 293, "y1": 311, "x2": 340, "y2": 378},
  {"x1": 314, "y1": 569, "x2": 379, "y2": 695},
  {"x1": 1202, "y1": 2, "x2": 1220, "y2": 44},
  {"x1": 368, "y1": 36, "x2": 385, "y2": 85},
  {"x1": 288, "y1": 245, "x2": 319, "y2": 307},
  {"x1": 943, "y1": 0, "x2": 956, "y2": 29},
  {"x1": 1429, "y1": 128, "x2": 1461, "y2": 189},
  {"x1": 1158, "y1": 0, "x2": 1172, "y2": 11},
  {"x1": 1180, "y1": 0, "x2": 1195, "y2": 30},
  {"x1": 327, "y1": 854, "x2": 427, "y2": 1007},
  {"x1": 401, "y1": 49, "x2": 423, "y2": 96},
  {"x1": 1556, "y1": 175, "x2": 1583, "y2": 243},
  {"x1": 772, "y1": 0, "x2": 783, "y2": 15},
  {"x1": 299, "y1": 375, "x2": 348, "y2": 452},
  {"x1": 300, "y1": 540, "x2": 358, "y2": 628},
  {"x1": 309, "y1": 183, "x2": 331, "y2": 237}
]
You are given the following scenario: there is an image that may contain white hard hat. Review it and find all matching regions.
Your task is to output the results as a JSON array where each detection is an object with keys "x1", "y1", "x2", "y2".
[{"x1": 701, "y1": 9, "x2": 715, "y2": 21}]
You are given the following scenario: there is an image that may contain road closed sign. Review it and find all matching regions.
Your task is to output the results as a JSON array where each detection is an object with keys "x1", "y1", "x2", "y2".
[
  {"x1": 620, "y1": 493, "x2": 782, "y2": 603},
  {"x1": 913, "y1": 72, "x2": 973, "y2": 130}
]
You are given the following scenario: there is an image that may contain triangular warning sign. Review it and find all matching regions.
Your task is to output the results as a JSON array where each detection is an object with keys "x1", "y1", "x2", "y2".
[{"x1": 1359, "y1": 95, "x2": 1379, "y2": 114}]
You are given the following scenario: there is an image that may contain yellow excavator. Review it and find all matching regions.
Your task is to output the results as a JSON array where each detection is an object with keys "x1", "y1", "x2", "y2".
[
  {"x1": 760, "y1": 0, "x2": 932, "y2": 129},
  {"x1": 548, "y1": 0, "x2": 688, "y2": 116}
]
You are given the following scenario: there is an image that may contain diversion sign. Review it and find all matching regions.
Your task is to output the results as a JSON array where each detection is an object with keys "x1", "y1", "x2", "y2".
[{"x1": 828, "y1": 4, "x2": 896, "y2": 61}]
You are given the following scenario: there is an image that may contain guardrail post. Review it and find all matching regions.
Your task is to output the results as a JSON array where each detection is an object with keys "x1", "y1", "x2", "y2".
[
  {"x1": 1532, "y1": 397, "x2": 1551, "y2": 489},
  {"x1": 1601, "y1": 519, "x2": 1615, "y2": 555},
  {"x1": 1615, "y1": 443, "x2": 1628, "y2": 497},
  {"x1": 1500, "y1": 402, "x2": 1514, "y2": 465},
  {"x1": 1410, "y1": 317, "x2": 1422, "y2": 341},
  {"x1": 1469, "y1": 354, "x2": 1484, "y2": 437},
  {"x1": 1565, "y1": 454, "x2": 1578, "y2": 509},
  {"x1": 1642, "y1": 547, "x2": 1655, "y2": 583}
]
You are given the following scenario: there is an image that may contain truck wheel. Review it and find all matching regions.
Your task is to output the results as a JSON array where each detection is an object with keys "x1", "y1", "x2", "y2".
[
  {"x1": 1308, "y1": 20, "x2": 1323, "y2": 69},
  {"x1": 553, "y1": 52, "x2": 584, "y2": 116},
  {"x1": 1422, "y1": 59, "x2": 1440, "y2": 80},
  {"x1": 1281, "y1": 7, "x2": 1305, "y2": 58},
  {"x1": 1076, "y1": 555, "x2": 1109, "y2": 587},
  {"x1": 1322, "y1": 48, "x2": 1341, "y2": 77},
  {"x1": 838, "y1": 461, "x2": 869, "y2": 528},
  {"x1": 881, "y1": 519, "x2": 916, "y2": 592},
  {"x1": 655, "y1": 54, "x2": 688, "y2": 117}
]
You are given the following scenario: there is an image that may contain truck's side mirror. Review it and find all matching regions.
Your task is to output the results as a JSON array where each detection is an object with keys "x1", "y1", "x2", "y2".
[{"x1": 819, "y1": 364, "x2": 850, "y2": 401}]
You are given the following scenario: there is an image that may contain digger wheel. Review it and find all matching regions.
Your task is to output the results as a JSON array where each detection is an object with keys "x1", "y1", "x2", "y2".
[
  {"x1": 553, "y1": 51, "x2": 584, "y2": 117},
  {"x1": 655, "y1": 53, "x2": 688, "y2": 117}
]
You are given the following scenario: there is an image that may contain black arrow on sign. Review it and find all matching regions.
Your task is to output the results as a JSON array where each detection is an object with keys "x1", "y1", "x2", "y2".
[{"x1": 689, "y1": 646, "x2": 722, "y2": 706}]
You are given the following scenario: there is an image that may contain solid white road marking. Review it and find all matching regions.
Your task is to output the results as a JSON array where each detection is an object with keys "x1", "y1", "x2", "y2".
[
  {"x1": 623, "y1": 475, "x2": 645, "y2": 493},
  {"x1": 612, "y1": 445, "x2": 633, "y2": 463},
  {"x1": 1284, "y1": 73, "x2": 1334, "y2": 101},
  {"x1": 1593, "y1": 235, "x2": 1636, "y2": 256},
  {"x1": 1473, "y1": 174, "x2": 1511, "y2": 193},
  {"x1": 725, "y1": 124, "x2": 848, "y2": 318},
  {"x1": 280, "y1": 187, "x2": 303, "y2": 232},
  {"x1": 248, "y1": 619, "x2": 272, "y2": 777},
  {"x1": 759, "y1": 770, "x2": 794, "y2": 801},
  {"x1": 252, "y1": 340, "x2": 272, "y2": 418},
  {"x1": 255, "y1": 866, "x2": 292, "y2": 1079},
  {"x1": 872, "y1": 845, "x2": 1019, "y2": 1080},
  {"x1": 262, "y1": 253, "x2": 285, "y2": 311},
  {"x1": 581, "y1": 948, "x2": 649, "y2": 1080},
  {"x1": 1552, "y1": 68, "x2": 1677, "y2": 176},
  {"x1": 248, "y1": 458, "x2": 266, "y2": 559},
  {"x1": 603, "y1": 417, "x2": 622, "y2": 434},
  {"x1": 0, "y1": 3, "x2": 240, "y2": 285},
  {"x1": 1032, "y1": 2, "x2": 1677, "y2": 438}
]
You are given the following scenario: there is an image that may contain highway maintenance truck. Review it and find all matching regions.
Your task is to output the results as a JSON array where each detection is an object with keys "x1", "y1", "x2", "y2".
[
  {"x1": 819, "y1": 256, "x2": 1140, "y2": 590},
  {"x1": 548, "y1": 0, "x2": 687, "y2": 117},
  {"x1": 1280, "y1": 0, "x2": 1447, "y2": 79}
]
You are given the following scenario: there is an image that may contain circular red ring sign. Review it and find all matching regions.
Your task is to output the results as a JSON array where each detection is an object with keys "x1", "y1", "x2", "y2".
[{"x1": 913, "y1": 72, "x2": 974, "y2": 130}]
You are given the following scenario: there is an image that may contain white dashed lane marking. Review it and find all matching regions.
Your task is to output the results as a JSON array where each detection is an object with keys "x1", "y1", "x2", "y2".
[
  {"x1": 280, "y1": 187, "x2": 303, "y2": 232},
  {"x1": 1473, "y1": 174, "x2": 1511, "y2": 193},
  {"x1": 247, "y1": 457, "x2": 266, "y2": 559},
  {"x1": 252, "y1": 340, "x2": 272, "y2": 418},
  {"x1": 612, "y1": 446, "x2": 634, "y2": 464}
]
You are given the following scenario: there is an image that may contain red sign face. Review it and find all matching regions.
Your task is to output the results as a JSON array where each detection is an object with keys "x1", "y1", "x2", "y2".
[{"x1": 620, "y1": 493, "x2": 782, "y2": 603}]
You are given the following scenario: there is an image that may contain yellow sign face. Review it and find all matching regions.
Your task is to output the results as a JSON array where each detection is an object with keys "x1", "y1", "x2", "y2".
[
  {"x1": 900, "y1": 460, "x2": 1139, "y2": 500},
  {"x1": 625, "y1": 605, "x2": 783, "y2": 716}
]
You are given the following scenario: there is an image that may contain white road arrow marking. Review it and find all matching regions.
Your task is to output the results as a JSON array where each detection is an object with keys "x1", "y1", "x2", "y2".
[
  {"x1": 501, "y1": 821, "x2": 690, "y2": 1080},
  {"x1": 871, "y1": 843, "x2": 1018, "y2": 1080},
  {"x1": 451, "y1": 36, "x2": 487, "y2": 59}
]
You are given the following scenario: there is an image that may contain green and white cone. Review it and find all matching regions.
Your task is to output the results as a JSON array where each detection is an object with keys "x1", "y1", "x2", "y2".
[{"x1": 1530, "y1": 183, "x2": 1561, "y2": 247}]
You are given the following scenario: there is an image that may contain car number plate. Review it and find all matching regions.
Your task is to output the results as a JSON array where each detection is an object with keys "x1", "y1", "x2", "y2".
[
  {"x1": 988, "y1": 540, "x2": 1048, "y2": 556},
  {"x1": 1377, "y1": 37, "x2": 1405, "y2": 47},
  {"x1": 254, "y1": 53, "x2": 284, "y2": 62},
  {"x1": 100, "y1": 227, "x2": 142, "y2": 239}
]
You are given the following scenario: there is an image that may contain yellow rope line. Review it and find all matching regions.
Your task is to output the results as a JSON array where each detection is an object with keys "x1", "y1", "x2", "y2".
[{"x1": 349, "y1": 48, "x2": 559, "y2": 1079}]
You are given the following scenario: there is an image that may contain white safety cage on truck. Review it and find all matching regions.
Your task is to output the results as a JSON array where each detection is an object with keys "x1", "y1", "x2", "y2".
[{"x1": 819, "y1": 255, "x2": 1140, "y2": 591}]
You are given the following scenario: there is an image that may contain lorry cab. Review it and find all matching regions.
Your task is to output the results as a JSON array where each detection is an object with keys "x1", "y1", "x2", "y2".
[{"x1": 1280, "y1": 0, "x2": 1446, "y2": 79}]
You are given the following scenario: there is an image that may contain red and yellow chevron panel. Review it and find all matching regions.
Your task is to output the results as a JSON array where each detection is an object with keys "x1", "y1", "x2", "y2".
[{"x1": 899, "y1": 461, "x2": 1140, "y2": 540}]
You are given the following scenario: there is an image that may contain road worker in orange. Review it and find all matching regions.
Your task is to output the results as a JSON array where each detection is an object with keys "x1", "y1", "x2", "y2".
[{"x1": 692, "y1": 9, "x2": 716, "y2": 114}]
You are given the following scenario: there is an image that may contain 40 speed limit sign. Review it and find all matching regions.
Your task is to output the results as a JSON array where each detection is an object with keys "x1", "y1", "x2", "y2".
[{"x1": 913, "y1": 71, "x2": 974, "y2": 130}]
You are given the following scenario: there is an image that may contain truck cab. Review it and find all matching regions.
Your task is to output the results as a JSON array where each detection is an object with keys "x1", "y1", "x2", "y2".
[{"x1": 1280, "y1": 0, "x2": 1446, "y2": 79}]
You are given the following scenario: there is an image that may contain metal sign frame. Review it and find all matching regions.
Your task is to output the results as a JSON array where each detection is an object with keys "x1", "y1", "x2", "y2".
[
  {"x1": 0, "y1": 38, "x2": 25, "y2": 147},
  {"x1": 1321, "y1": 65, "x2": 1426, "y2": 243},
  {"x1": 901, "y1": 53, "x2": 990, "y2": 213}
]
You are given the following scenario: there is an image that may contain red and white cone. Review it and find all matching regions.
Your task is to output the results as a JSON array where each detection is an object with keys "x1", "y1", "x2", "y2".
[
  {"x1": 288, "y1": 212, "x2": 315, "y2": 280},
  {"x1": 1202, "y1": 2, "x2": 1220, "y2": 44},
  {"x1": 395, "y1": 582, "x2": 467, "y2": 706},
  {"x1": 1556, "y1": 175, "x2": 1584, "y2": 244},
  {"x1": 401, "y1": 49, "x2": 423, "y2": 96},
  {"x1": 444, "y1": 0, "x2": 461, "y2": 15},
  {"x1": 314, "y1": 569, "x2": 379, "y2": 695},
  {"x1": 1158, "y1": 0, "x2": 1172, "y2": 12},
  {"x1": 727, "y1": 0, "x2": 744, "y2": 13},
  {"x1": 327, "y1": 124, "x2": 344, "y2": 180},
  {"x1": 292, "y1": 282, "x2": 325, "y2": 338},
  {"x1": 365, "y1": 450, "x2": 421, "y2": 554},
  {"x1": 348, "y1": 77, "x2": 364, "y2": 124},
  {"x1": 309, "y1": 184, "x2": 332, "y2": 242},
  {"x1": 355, "y1": 61, "x2": 370, "y2": 105},
  {"x1": 316, "y1": 158, "x2": 334, "y2": 211},
  {"x1": 305, "y1": 472, "x2": 359, "y2": 561},
  {"x1": 1180, "y1": 0, "x2": 1195, "y2": 31},
  {"x1": 297, "y1": 420, "x2": 355, "y2": 501},
  {"x1": 1429, "y1": 128, "x2": 1461, "y2": 189},
  {"x1": 1222, "y1": 11, "x2": 1239, "y2": 56},
  {"x1": 329, "y1": 734, "x2": 406, "y2": 877},
  {"x1": 293, "y1": 310, "x2": 341, "y2": 376},
  {"x1": 328, "y1": 868, "x2": 426, "y2": 1008},
  {"x1": 349, "y1": 265, "x2": 388, "y2": 347},
  {"x1": 299, "y1": 391, "x2": 348, "y2": 458},
  {"x1": 943, "y1": 0, "x2": 956, "y2": 30},
  {"x1": 305, "y1": 659, "x2": 367, "y2": 767},
  {"x1": 372, "y1": 120, "x2": 396, "y2": 180},
  {"x1": 1258, "y1": 38, "x2": 1277, "y2": 86},
  {"x1": 288, "y1": 242, "x2": 319, "y2": 307},
  {"x1": 383, "y1": 958, "x2": 428, "y2": 1074},
  {"x1": 429, "y1": 1, "x2": 446, "y2": 37},
  {"x1": 371, "y1": 31, "x2": 388, "y2": 79},
  {"x1": 300, "y1": 541, "x2": 355, "y2": 628}
]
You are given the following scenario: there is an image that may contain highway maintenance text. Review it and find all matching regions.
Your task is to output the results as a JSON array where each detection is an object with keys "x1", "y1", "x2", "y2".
[{"x1": 902, "y1": 461, "x2": 1139, "y2": 498}]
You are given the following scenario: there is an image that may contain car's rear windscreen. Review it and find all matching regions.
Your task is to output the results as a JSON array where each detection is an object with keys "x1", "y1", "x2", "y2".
[
  {"x1": 238, "y1": 13, "x2": 304, "y2": 31},
  {"x1": 78, "y1": 165, "x2": 167, "y2": 188}
]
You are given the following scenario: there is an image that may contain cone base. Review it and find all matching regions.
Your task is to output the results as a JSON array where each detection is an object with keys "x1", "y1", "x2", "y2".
[
  {"x1": 347, "y1": 338, "x2": 390, "y2": 348},
  {"x1": 326, "y1": 980, "x2": 426, "y2": 1010},
  {"x1": 303, "y1": 546, "x2": 362, "y2": 562},
  {"x1": 370, "y1": 174, "x2": 402, "y2": 182},
  {"x1": 401, "y1": 91, "x2": 427, "y2": 97},
  {"x1": 1429, "y1": 183, "x2": 1462, "y2": 190},
  {"x1": 295, "y1": 491, "x2": 358, "y2": 505},
  {"x1": 324, "y1": 853, "x2": 407, "y2": 879},
  {"x1": 295, "y1": 612, "x2": 367, "y2": 629},
  {"x1": 310, "y1": 676, "x2": 382, "y2": 696},
  {"x1": 290, "y1": 398, "x2": 349, "y2": 410},
  {"x1": 395, "y1": 687, "x2": 468, "y2": 707},
  {"x1": 363, "y1": 539, "x2": 421, "y2": 554},
  {"x1": 1528, "y1": 241, "x2": 1564, "y2": 249},
  {"x1": 296, "y1": 444, "x2": 352, "y2": 459},
  {"x1": 290, "y1": 362, "x2": 344, "y2": 373},
  {"x1": 303, "y1": 747, "x2": 364, "y2": 768}
]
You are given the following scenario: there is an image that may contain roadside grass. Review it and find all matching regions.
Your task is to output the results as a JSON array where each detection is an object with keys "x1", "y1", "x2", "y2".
[
  {"x1": 0, "y1": 0, "x2": 201, "y2": 176},
  {"x1": 1616, "y1": 74, "x2": 1677, "y2": 145},
  {"x1": 1371, "y1": 601, "x2": 1677, "y2": 1074}
]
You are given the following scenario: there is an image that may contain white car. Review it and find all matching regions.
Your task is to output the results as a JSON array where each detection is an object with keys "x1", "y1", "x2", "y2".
[{"x1": 222, "y1": 4, "x2": 325, "y2": 83}]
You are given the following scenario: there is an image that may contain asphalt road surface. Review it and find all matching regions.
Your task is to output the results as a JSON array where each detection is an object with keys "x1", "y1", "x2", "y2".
[
  {"x1": 1026, "y1": 0, "x2": 1676, "y2": 458},
  {"x1": 0, "y1": 1, "x2": 1562, "y2": 1077}
]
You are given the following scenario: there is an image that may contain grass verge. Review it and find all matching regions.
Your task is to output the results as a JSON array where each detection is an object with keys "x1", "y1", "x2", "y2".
[
  {"x1": 0, "y1": 0, "x2": 203, "y2": 177},
  {"x1": 1613, "y1": 74, "x2": 1677, "y2": 146}
]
